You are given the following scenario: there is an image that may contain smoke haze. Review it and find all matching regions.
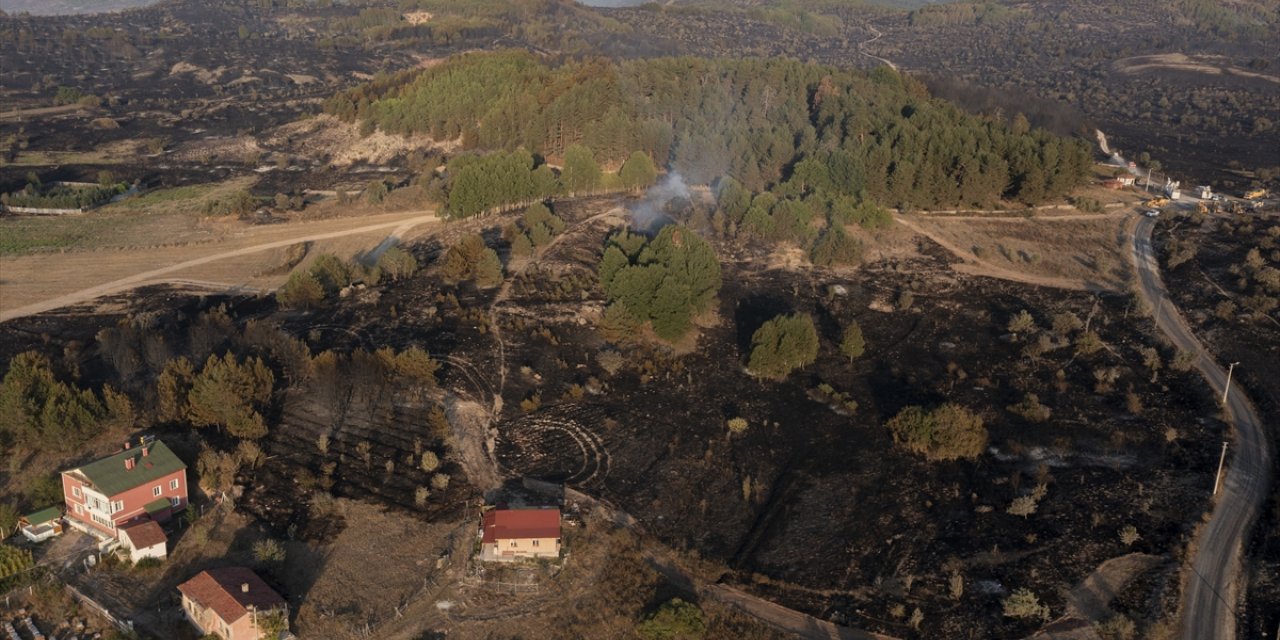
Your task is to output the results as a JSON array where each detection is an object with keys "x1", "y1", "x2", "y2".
[{"x1": 629, "y1": 173, "x2": 690, "y2": 233}]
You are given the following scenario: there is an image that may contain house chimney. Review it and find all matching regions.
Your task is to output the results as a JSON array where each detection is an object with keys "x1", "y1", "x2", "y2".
[
  {"x1": 124, "y1": 442, "x2": 131, "y2": 450},
  {"x1": 241, "y1": 583, "x2": 250, "y2": 594},
  {"x1": 142, "y1": 446, "x2": 150, "y2": 457},
  {"x1": 125, "y1": 458, "x2": 134, "y2": 470}
]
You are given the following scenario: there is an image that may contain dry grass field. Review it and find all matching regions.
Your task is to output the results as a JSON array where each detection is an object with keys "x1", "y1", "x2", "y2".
[
  {"x1": 905, "y1": 213, "x2": 1135, "y2": 291},
  {"x1": 0, "y1": 208, "x2": 441, "y2": 320}
]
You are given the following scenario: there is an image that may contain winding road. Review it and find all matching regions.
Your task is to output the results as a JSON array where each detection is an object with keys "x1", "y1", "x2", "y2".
[{"x1": 1131, "y1": 217, "x2": 1272, "y2": 640}]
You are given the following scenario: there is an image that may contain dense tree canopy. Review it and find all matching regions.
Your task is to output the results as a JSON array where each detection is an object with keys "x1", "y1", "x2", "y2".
[
  {"x1": 887, "y1": 403, "x2": 987, "y2": 461},
  {"x1": 747, "y1": 313, "x2": 820, "y2": 380},
  {"x1": 329, "y1": 51, "x2": 1091, "y2": 209},
  {"x1": 0, "y1": 351, "x2": 108, "y2": 452},
  {"x1": 599, "y1": 225, "x2": 721, "y2": 342}
]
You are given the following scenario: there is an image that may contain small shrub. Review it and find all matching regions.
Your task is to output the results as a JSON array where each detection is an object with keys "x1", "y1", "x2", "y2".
[
  {"x1": 1007, "y1": 309, "x2": 1036, "y2": 334},
  {"x1": 1075, "y1": 331, "x2": 1104, "y2": 356},
  {"x1": 726, "y1": 417, "x2": 748, "y2": 435},
  {"x1": 415, "y1": 486, "x2": 429, "y2": 507},
  {"x1": 253, "y1": 538, "x2": 286, "y2": 565},
  {"x1": 1171, "y1": 350, "x2": 1197, "y2": 372},
  {"x1": 637, "y1": 598, "x2": 706, "y2": 640},
  {"x1": 420, "y1": 451, "x2": 440, "y2": 472},
  {"x1": 520, "y1": 392, "x2": 542, "y2": 413},
  {"x1": 431, "y1": 473, "x2": 450, "y2": 491},
  {"x1": 1002, "y1": 588, "x2": 1049, "y2": 620},
  {"x1": 1119, "y1": 524, "x2": 1141, "y2": 546},
  {"x1": 1008, "y1": 393, "x2": 1051, "y2": 423}
]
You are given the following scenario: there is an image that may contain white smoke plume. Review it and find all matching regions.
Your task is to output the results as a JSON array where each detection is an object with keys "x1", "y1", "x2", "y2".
[{"x1": 629, "y1": 172, "x2": 690, "y2": 233}]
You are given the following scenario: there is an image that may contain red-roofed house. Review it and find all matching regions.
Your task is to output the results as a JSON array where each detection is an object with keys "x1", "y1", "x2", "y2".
[
  {"x1": 61, "y1": 438, "x2": 188, "y2": 541},
  {"x1": 178, "y1": 567, "x2": 288, "y2": 640},
  {"x1": 119, "y1": 519, "x2": 167, "y2": 564},
  {"x1": 479, "y1": 508, "x2": 561, "y2": 561}
]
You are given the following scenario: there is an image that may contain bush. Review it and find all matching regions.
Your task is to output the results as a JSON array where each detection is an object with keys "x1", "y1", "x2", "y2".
[
  {"x1": 840, "y1": 320, "x2": 865, "y2": 361},
  {"x1": 1095, "y1": 615, "x2": 1136, "y2": 640},
  {"x1": 886, "y1": 403, "x2": 987, "y2": 461},
  {"x1": 1002, "y1": 588, "x2": 1049, "y2": 620},
  {"x1": 726, "y1": 417, "x2": 748, "y2": 434},
  {"x1": 1007, "y1": 393, "x2": 1051, "y2": 423},
  {"x1": 376, "y1": 246, "x2": 419, "y2": 281},
  {"x1": 276, "y1": 271, "x2": 325, "y2": 309},
  {"x1": 747, "y1": 313, "x2": 819, "y2": 380},
  {"x1": 637, "y1": 598, "x2": 706, "y2": 640},
  {"x1": 1007, "y1": 309, "x2": 1036, "y2": 334},
  {"x1": 1119, "y1": 524, "x2": 1141, "y2": 546},
  {"x1": 253, "y1": 538, "x2": 287, "y2": 564},
  {"x1": 0, "y1": 503, "x2": 18, "y2": 538}
]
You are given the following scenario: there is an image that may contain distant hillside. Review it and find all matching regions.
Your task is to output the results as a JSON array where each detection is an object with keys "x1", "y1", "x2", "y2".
[{"x1": 0, "y1": 0, "x2": 157, "y2": 15}]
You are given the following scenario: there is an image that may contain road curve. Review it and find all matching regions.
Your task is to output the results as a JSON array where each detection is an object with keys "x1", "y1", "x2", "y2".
[{"x1": 1131, "y1": 217, "x2": 1272, "y2": 640}]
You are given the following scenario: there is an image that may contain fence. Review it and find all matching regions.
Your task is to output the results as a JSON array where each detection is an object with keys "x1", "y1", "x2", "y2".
[{"x1": 63, "y1": 584, "x2": 133, "y2": 634}]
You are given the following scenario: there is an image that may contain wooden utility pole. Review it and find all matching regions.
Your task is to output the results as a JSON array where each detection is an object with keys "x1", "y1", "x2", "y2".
[
  {"x1": 1213, "y1": 441, "x2": 1228, "y2": 495},
  {"x1": 1222, "y1": 361, "x2": 1239, "y2": 406}
]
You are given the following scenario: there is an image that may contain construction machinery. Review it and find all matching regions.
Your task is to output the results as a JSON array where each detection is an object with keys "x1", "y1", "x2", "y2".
[
  {"x1": 1244, "y1": 188, "x2": 1269, "y2": 200},
  {"x1": 1144, "y1": 197, "x2": 1169, "y2": 208}
]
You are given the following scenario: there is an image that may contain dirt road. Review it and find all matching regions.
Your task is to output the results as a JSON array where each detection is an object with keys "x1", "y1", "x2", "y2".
[
  {"x1": 1131, "y1": 217, "x2": 1272, "y2": 640},
  {"x1": 0, "y1": 211, "x2": 440, "y2": 321}
]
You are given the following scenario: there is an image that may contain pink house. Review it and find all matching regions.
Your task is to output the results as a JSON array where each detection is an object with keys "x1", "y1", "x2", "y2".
[{"x1": 61, "y1": 439, "x2": 187, "y2": 540}]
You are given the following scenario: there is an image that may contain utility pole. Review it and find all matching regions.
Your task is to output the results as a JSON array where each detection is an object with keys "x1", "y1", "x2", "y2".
[
  {"x1": 1222, "y1": 361, "x2": 1239, "y2": 405},
  {"x1": 1213, "y1": 441, "x2": 1228, "y2": 495}
]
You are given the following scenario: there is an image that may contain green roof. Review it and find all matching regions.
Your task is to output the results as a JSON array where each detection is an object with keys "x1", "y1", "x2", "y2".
[
  {"x1": 23, "y1": 506, "x2": 61, "y2": 526},
  {"x1": 144, "y1": 497, "x2": 172, "y2": 514},
  {"x1": 71, "y1": 440, "x2": 186, "y2": 497}
]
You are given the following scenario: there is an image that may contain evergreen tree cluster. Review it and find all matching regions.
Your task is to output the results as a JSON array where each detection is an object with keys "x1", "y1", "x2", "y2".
[
  {"x1": 504, "y1": 202, "x2": 566, "y2": 258},
  {"x1": 598, "y1": 225, "x2": 722, "y2": 342},
  {"x1": 158, "y1": 353, "x2": 276, "y2": 440},
  {"x1": 2, "y1": 181, "x2": 127, "y2": 211},
  {"x1": 0, "y1": 352, "x2": 130, "y2": 452},
  {"x1": 328, "y1": 51, "x2": 1091, "y2": 210},
  {"x1": 439, "y1": 233, "x2": 504, "y2": 288},
  {"x1": 747, "y1": 313, "x2": 820, "y2": 380}
]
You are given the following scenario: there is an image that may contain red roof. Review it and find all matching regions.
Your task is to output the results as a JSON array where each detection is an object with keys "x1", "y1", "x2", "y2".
[
  {"x1": 120, "y1": 520, "x2": 166, "y2": 550},
  {"x1": 481, "y1": 508, "x2": 560, "y2": 543},
  {"x1": 178, "y1": 567, "x2": 286, "y2": 625}
]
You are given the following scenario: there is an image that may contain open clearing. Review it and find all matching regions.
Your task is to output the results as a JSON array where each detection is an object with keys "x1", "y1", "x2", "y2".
[
  {"x1": 0, "y1": 208, "x2": 440, "y2": 320},
  {"x1": 1114, "y1": 53, "x2": 1280, "y2": 84},
  {"x1": 903, "y1": 213, "x2": 1134, "y2": 291}
]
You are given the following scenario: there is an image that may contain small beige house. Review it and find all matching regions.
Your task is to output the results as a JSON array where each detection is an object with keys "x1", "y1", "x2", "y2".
[
  {"x1": 178, "y1": 567, "x2": 288, "y2": 640},
  {"x1": 480, "y1": 508, "x2": 561, "y2": 562}
]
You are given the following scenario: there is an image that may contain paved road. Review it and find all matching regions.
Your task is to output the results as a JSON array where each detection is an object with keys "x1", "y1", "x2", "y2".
[{"x1": 1131, "y1": 216, "x2": 1272, "y2": 640}]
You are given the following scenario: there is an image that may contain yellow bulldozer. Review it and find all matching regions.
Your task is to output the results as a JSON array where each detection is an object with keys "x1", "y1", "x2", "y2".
[
  {"x1": 1244, "y1": 188, "x2": 1269, "y2": 199},
  {"x1": 1143, "y1": 198, "x2": 1169, "y2": 208}
]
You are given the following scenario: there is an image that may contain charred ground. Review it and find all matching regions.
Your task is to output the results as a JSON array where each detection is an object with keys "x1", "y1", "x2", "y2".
[{"x1": 0, "y1": 195, "x2": 1230, "y2": 637}]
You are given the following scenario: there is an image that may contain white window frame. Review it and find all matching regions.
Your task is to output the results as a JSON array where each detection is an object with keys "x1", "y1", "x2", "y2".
[
  {"x1": 72, "y1": 486, "x2": 82, "y2": 498},
  {"x1": 170, "y1": 478, "x2": 180, "y2": 490},
  {"x1": 111, "y1": 500, "x2": 123, "y2": 514},
  {"x1": 153, "y1": 486, "x2": 162, "y2": 497},
  {"x1": 74, "y1": 504, "x2": 82, "y2": 515}
]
